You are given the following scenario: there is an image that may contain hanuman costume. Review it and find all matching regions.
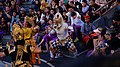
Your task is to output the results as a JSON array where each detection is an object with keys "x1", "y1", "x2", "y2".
[{"x1": 48, "y1": 13, "x2": 77, "y2": 61}]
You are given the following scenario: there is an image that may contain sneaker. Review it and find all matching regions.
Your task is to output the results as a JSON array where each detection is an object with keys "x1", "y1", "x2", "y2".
[
  {"x1": 74, "y1": 38, "x2": 79, "y2": 42},
  {"x1": 47, "y1": 58, "x2": 54, "y2": 63}
]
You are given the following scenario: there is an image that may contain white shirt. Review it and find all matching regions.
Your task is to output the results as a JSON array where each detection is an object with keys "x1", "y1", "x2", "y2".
[
  {"x1": 66, "y1": 11, "x2": 81, "y2": 26},
  {"x1": 82, "y1": 5, "x2": 89, "y2": 13},
  {"x1": 73, "y1": 17, "x2": 84, "y2": 33}
]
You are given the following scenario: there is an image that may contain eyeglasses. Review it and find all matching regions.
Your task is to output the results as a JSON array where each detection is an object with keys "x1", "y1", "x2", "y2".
[{"x1": 105, "y1": 33, "x2": 111, "y2": 35}]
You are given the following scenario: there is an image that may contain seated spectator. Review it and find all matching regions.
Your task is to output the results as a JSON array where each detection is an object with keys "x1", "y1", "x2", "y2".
[
  {"x1": 29, "y1": 8, "x2": 35, "y2": 15},
  {"x1": 58, "y1": 0, "x2": 67, "y2": 12},
  {"x1": 41, "y1": 17, "x2": 50, "y2": 32},
  {"x1": 82, "y1": 14, "x2": 96, "y2": 44},
  {"x1": 87, "y1": 28, "x2": 106, "y2": 57},
  {"x1": 19, "y1": 8, "x2": 26, "y2": 26},
  {"x1": 36, "y1": 9, "x2": 42, "y2": 24},
  {"x1": 82, "y1": 0, "x2": 89, "y2": 15},
  {"x1": 89, "y1": 0, "x2": 100, "y2": 21},
  {"x1": 10, "y1": 11, "x2": 19, "y2": 31},
  {"x1": 0, "y1": 18, "x2": 7, "y2": 36},
  {"x1": 10, "y1": 0, "x2": 16, "y2": 12},
  {"x1": 84, "y1": 13, "x2": 96, "y2": 35},
  {"x1": 40, "y1": 7, "x2": 50, "y2": 23},
  {"x1": 40, "y1": 0, "x2": 48, "y2": 11},
  {"x1": 50, "y1": 0, "x2": 57, "y2": 10},
  {"x1": 0, "y1": 10, "x2": 3, "y2": 21},
  {"x1": 62, "y1": 10, "x2": 69, "y2": 25},
  {"x1": 74, "y1": 0, "x2": 82, "y2": 13},
  {"x1": 34, "y1": 0, "x2": 40, "y2": 11},
  {"x1": 68, "y1": 1, "x2": 75, "y2": 8},
  {"x1": 49, "y1": 9, "x2": 55, "y2": 20},
  {"x1": 111, "y1": 10, "x2": 120, "y2": 37},
  {"x1": 66, "y1": 6, "x2": 82, "y2": 26},
  {"x1": 105, "y1": 31, "x2": 120, "y2": 55},
  {"x1": 0, "y1": 0, "x2": 5, "y2": 6},
  {"x1": 3, "y1": 6, "x2": 12, "y2": 33},
  {"x1": 71, "y1": 11, "x2": 84, "y2": 42},
  {"x1": 47, "y1": 0, "x2": 52, "y2": 5}
]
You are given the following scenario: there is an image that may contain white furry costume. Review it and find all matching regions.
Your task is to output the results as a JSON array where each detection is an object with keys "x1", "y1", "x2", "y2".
[{"x1": 53, "y1": 12, "x2": 69, "y2": 40}]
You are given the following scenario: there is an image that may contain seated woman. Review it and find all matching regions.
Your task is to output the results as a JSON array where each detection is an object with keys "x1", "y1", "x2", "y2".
[{"x1": 87, "y1": 28, "x2": 107, "y2": 57}]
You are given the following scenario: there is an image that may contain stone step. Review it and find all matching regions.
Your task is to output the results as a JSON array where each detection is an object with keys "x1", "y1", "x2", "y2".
[
  {"x1": 2, "y1": 35, "x2": 11, "y2": 40},
  {"x1": 1, "y1": 35, "x2": 11, "y2": 45},
  {"x1": 22, "y1": 2, "x2": 33, "y2": 5},
  {"x1": 21, "y1": 5, "x2": 35, "y2": 8}
]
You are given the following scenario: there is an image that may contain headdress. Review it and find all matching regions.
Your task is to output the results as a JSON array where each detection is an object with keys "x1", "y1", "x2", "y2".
[
  {"x1": 12, "y1": 23, "x2": 24, "y2": 42},
  {"x1": 24, "y1": 15, "x2": 34, "y2": 25},
  {"x1": 53, "y1": 12, "x2": 64, "y2": 24}
]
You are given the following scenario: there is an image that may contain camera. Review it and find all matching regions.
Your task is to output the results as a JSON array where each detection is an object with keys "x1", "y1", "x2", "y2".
[{"x1": 93, "y1": 36, "x2": 98, "y2": 39}]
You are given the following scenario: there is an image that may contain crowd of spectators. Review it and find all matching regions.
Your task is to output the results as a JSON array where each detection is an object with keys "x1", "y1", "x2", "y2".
[{"x1": 0, "y1": 0, "x2": 120, "y2": 60}]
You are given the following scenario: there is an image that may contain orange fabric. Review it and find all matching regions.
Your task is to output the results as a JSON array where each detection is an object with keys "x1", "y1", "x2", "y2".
[
  {"x1": 90, "y1": 33, "x2": 97, "y2": 38},
  {"x1": 49, "y1": 47, "x2": 56, "y2": 55},
  {"x1": 37, "y1": 54, "x2": 41, "y2": 64},
  {"x1": 31, "y1": 53, "x2": 36, "y2": 64},
  {"x1": 84, "y1": 15, "x2": 90, "y2": 19}
]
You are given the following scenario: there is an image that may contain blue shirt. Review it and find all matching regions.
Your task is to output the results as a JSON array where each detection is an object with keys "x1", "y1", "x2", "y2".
[{"x1": 84, "y1": 23, "x2": 96, "y2": 35}]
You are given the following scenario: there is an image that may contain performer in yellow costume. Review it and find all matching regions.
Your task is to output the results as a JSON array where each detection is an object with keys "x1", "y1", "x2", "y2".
[
  {"x1": 22, "y1": 16, "x2": 41, "y2": 64},
  {"x1": 40, "y1": 0, "x2": 49, "y2": 11}
]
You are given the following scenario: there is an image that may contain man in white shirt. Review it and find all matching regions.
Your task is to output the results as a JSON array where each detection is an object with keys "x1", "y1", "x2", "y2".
[
  {"x1": 71, "y1": 11, "x2": 84, "y2": 42},
  {"x1": 66, "y1": 7, "x2": 81, "y2": 26}
]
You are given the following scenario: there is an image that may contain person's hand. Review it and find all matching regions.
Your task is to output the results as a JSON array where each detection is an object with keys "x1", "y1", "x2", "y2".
[
  {"x1": 89, "y1": 31, "x2": 92, "y2": 34},
  {"x1": 116, "y1": 33, "x2": 120, "y2": 39},
  {"x1": 92, "y1": 10, "x2": 95, "y2": 14},
  {"x1": 93, "y1": 39, "x2": 98, "y2": 43},
  {"x1": 111, "y1": 50, "x2": 115, "y2": 54},
  {"x1": 18, "y1": 19, "x2": 20, "y2": 22},
  {"x1": 7, "y1": 22, "x2": 10, "y2": 27},
  {"x1": 0, "y1": 52, "x2": 5, "y2": 57},
  {"x1": 0, "y1": 2, "x2": 3, "y2": 5},
  {"x1": 4, "y1": 11, "x2": 7, "y2": 14},
  {"x1": 93, "y1": 39, "x2": 99, "y2": 49},
  {"x1": 18, "y1": 21, "x2": 22, "y2": 27},
  {"x1": 101, "y1": 47, "x2": 106, "y2": 51}
]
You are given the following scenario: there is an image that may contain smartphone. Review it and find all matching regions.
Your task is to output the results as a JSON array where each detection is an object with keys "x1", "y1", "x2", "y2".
[
  {"x1": 93, "y1": 36, "x2": 98, "y2": 39},
  {"x1": 100, "y1": 44, "x2": 103, "y2": 48},
  {"x1": 104, "y1": 43, "x2": 109, "y2": 47}
]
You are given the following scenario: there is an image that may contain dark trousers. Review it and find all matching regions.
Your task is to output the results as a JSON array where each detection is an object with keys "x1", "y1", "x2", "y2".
[{"x1": 73, "y1": 24, "x2": 82, "y2": 41}]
